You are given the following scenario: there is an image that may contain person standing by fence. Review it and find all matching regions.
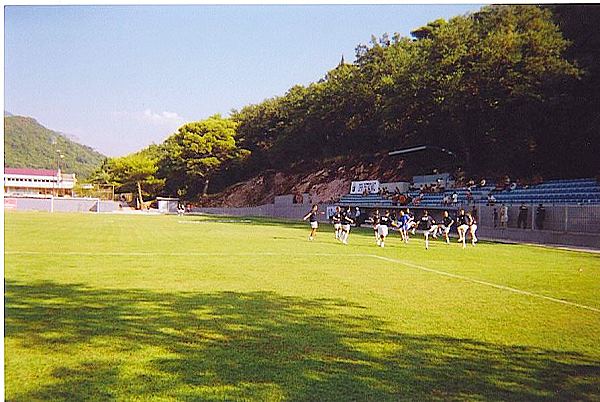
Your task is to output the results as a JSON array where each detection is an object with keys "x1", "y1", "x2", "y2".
[
  {"x1": 500, "y1": 204, "x2": 509, "y2": 228},
  {"x1": 535, "y1": 204, "x2": 546, "y2": 230},
  {"x1": 518, "y1": 203, "x2": 528, "y2": 229}
]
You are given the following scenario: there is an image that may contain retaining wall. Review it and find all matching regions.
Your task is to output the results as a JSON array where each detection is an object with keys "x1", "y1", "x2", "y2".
[{"x1": 5, "y1": 197, "x2": 120, "y2": 213}]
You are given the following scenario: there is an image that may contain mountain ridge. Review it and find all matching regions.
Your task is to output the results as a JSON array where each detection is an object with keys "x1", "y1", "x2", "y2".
[{"x1": 4, "y1": 114, "x2": 105, "y2": 179}]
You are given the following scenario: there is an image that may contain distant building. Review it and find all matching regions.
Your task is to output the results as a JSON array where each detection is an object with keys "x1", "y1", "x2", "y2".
[{"x1": 4, "y1": 167, "x2": 76, "y2": 196}]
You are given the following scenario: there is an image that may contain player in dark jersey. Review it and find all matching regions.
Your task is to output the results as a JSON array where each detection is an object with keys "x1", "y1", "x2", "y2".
[
  {"x1": 340, "y1": 206, "x2": 355, "y2": 244},
  {"x1": 467, "y1": 211, "x2": 478, "y2": 246},
  {"x1": 377, "y1": 210, "x2": 396, "y2": 248},
  {"x1": 303, "y1": 204, "x2": 319, "y2": 241},
  {"x1": 371, "y1": 209, "x2": 381, "y2": 245},
  {"x1": 331, "y1": 206, "x2": 342, "y2": 240},
  {"x1": 438, "y1": 210, "x2": 454, "y2": 244},
  {"x1": 418, "y1": 210, "x2": 437, "y2": 249},
  {"x1": 456, "y1": 208, "x2": 470, "y2": 249}
]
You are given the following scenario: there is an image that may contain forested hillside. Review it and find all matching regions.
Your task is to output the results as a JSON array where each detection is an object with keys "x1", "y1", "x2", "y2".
[
  {"x1": 4, "y1": 115, "x2": 105, "y2": 179},
  {"x1": 91, "y1": 5, "x2": 600, "y2": 206},
  {"x1": 225, "y1": 5, "x2": 595, "y2": 185}
]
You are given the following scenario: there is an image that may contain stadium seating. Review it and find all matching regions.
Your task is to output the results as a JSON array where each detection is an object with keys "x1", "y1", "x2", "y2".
[
  {"x1": 336, "y1": 179, "x2": 600, "y2": 208},
  {"x1": 337, "y1": 193, "x2": 395, "y2": 207}
]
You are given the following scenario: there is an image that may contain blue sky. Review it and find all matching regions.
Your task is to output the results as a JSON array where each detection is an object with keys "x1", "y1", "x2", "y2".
[{"x1": 5, "y1": 4, "x2": 482, "y2": 156}]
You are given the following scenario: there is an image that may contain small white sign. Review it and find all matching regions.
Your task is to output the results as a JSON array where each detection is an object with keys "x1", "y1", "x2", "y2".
[{"x1": 350, "y1": 180, "x2": 380, "y2": 195}]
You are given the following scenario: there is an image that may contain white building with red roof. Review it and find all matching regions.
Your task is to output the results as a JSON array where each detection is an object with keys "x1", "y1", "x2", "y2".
[{"x1": 4, "y1": 167, "x2": 76, "y2": 196}]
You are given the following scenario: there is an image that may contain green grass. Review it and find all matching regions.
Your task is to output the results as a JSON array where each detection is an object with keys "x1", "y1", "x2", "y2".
[{"x1": 5, "y1": 212, "x2": 600, "y2": 401}]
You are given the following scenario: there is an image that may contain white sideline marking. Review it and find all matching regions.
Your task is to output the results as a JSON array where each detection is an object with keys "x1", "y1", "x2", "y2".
[
  {"x1": 6, "y1": 250, "x2": 598, "y2": 313},
  {"x1": 5, "y1": 251, "x2": 366, "y2": 258},
  {"x1": 370, "y1": 255, "x2": 600, "y2": 314},
  {"x1": 178, "y1": 220, "x2": 253, "y2": 224}
]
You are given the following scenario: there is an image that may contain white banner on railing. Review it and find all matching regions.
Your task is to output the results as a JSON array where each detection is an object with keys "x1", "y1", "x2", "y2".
[{"x1": 350, "y1": 180, "x2": 380, "y2": 195}]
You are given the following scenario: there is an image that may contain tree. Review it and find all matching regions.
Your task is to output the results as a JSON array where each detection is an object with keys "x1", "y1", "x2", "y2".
[
  {"x1": 159, "y1": 115, "x2": 249, "y2": 197},
  {"x1": 89, "y1": 150, "x2": 163, "y2": 208}
]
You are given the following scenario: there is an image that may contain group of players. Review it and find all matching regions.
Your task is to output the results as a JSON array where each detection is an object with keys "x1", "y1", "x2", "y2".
[{"x1": 304, "y1": 204, "x2": 478, "y2": 249}]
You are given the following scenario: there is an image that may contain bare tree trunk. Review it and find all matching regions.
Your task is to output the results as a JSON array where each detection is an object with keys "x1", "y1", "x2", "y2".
[
  {"x1": 202, "y1": 178, "x2": 210, "y2": 196},
  {"x1": 137, "y1": 181, "x2": 144, "y2": 210}
]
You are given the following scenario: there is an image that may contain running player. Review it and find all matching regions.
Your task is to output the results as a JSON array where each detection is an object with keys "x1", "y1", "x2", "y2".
[
  {"x1": 439, "y1": 210, "x2": 454, "y2": 244},
  {"x1": 303, "y1": 204, "x2": 319, "y2": 241},
  {"x1": 371, "y1": 209, "x2": 381, "y2": 245},
  {"x1": 418, "y1": 210, "x2": 437, "y2": 250},
  {"x1": 456, "y1": 208, "x2": 470, "y2": 249},
  {"x1": 467, "y1": 211, "x2": 478, "y2": 246},
  {"x1": 331, "y1": 206, "x2": 342, "y2": 240},
  {"x1": 377, "y1": 210, "x2": 395, "y2": 248},
  {"x1": 406, "y1": 208, "x2": 417, "y2": 235},
  {"x1": 340, "y1": 206, "x2": 355, "y2": 244},
  {"x1": 398, "y1": 210, "x2": 411, "y2": 243}
]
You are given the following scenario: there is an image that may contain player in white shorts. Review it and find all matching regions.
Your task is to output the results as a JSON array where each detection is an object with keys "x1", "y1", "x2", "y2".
[
  {"x1": 456, "y1": 209, "x2": 470, "y2": 249},
  {"x1": 340, "y1": 207, "x2": 355, "y2": 244},
  {"x1": 406, "y1": 208, "x2": 417, "y2": 235},
  {"x1": 467, "y1": 211, "x2": 478, "y2": 246},
  {"x1": 331, "y1": 206, "x2": 342, "y2": 240},
  {"x1": 303, "y1": 204, "x2": 319, "y2": 241},
  {"x1": 377, "y1": 210, "x2": 395, "y2": 247}
]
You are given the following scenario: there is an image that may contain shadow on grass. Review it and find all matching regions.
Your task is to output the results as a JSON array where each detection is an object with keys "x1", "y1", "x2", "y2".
[{"x1": 6, "y1": 281, "x2": 600, "y2": 401}]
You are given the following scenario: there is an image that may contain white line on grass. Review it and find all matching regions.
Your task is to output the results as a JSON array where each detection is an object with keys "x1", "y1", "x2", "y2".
[
  {"x1": 6, "y1": 250, "x2": 598, "y2": 313},
  {"x1": 4, "y1": 251, "x2": 367, "y2": 258},
  {"x1": 370, "y1": 254, "x2": 600, "y2": 314}
]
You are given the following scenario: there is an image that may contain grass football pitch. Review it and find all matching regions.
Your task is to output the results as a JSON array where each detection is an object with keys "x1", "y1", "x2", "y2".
[{"x1": 4, "y1": 212, "x2": 600, "y2": 401}]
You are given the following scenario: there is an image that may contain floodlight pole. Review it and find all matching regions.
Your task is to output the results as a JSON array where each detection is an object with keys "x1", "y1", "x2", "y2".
[{"x1": 388, "y1": 145, "x2": 457, "y2": 159}]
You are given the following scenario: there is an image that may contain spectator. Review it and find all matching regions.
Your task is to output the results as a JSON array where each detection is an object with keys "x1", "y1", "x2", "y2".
[
  {"x1": 535, "y1": 204, "x2": 546, "y2": 230},
  {"x1": 487, "y1": 193, "x2": 497, "y2": 206},
  {"x1": 466, "y1": 190, "x2": 473, "y2": 204},
  {"x1": 355, "y1": 207, "x2": 361, "y2": 226},
  {"x1": 451, "y1": 191, "x2": 458, "y2": 205},
  {"x1": 493, "y1": 207, "x2": 498, "y2": 228},
  {"x1": 467, "y1": 179, "x2": 475, "y2": 191},
  {"x1": 500, "y1": 204, "x2": 509, "y2": 228},
  {"x1": 517, "y1": 203, "x2": 528, "y2": 229}
]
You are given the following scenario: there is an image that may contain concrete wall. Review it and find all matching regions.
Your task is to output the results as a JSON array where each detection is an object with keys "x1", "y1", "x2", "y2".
[
  {"x1": 5, "y1": 197, "x2": 120, "y2": 213},
  {"x1": 476, "y1": 227, "x2": 600, "y2": 250},
  {"x1": 477, "y1": 204, "x2": 600, "y2": 234}
]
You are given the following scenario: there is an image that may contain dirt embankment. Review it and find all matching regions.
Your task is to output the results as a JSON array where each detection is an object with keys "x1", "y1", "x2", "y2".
[{"x1": 201, "y1": 154, "x2": 410, "y2": 207}]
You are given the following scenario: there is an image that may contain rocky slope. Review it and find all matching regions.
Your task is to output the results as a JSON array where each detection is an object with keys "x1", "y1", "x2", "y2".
[{"x1": 202, "y1": 153, "x2": 412, "y2": 207}]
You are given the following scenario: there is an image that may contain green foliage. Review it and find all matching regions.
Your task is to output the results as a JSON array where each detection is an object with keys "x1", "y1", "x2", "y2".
[
  {"x1": 228, "y1": 5, "x2": 591, "y2": 182},
  {"x1": 158, "y1": 115, "x2": 249, "y2": 197},
  {"x1": 89, "y1": 149, "x2": 163, "y2": 197},
  {"x1": 90, "y1": 115, "x2": 248, "y2": 200},
  {"x1": 4, "y1": 115, "x2": 105, "y2": 179}
]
